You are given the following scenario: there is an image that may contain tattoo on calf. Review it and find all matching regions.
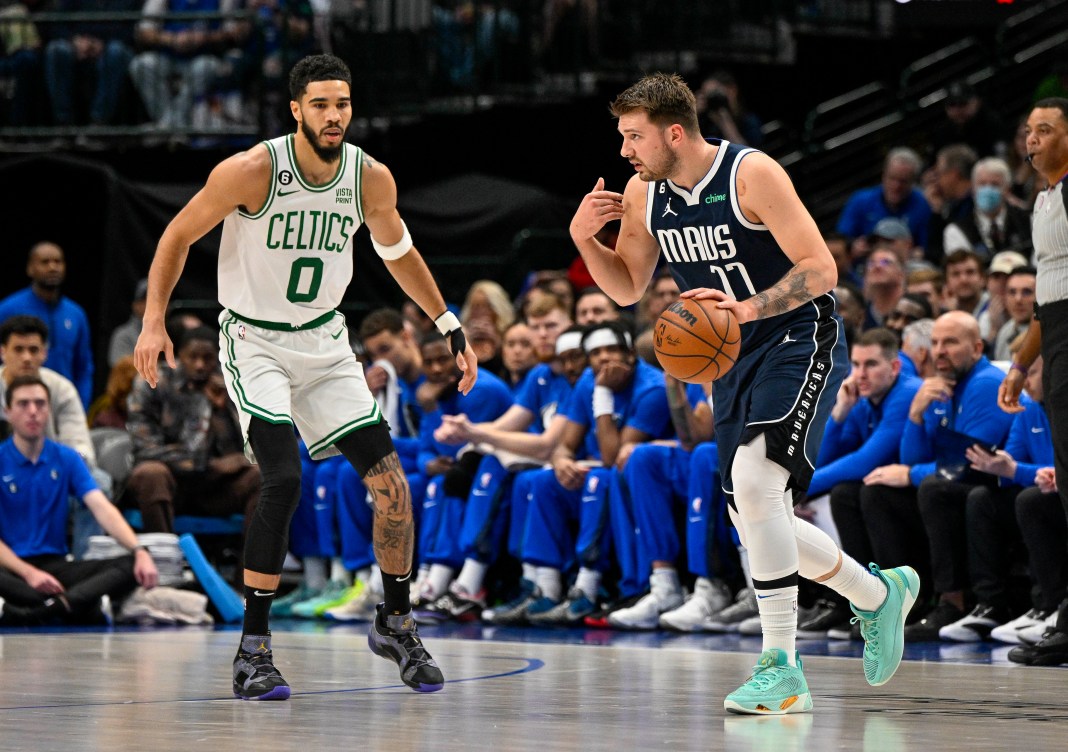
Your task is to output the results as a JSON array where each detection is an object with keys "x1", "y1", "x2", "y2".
[{"x1": 365, "y1": 452, "x2": 414, "y2": 569}]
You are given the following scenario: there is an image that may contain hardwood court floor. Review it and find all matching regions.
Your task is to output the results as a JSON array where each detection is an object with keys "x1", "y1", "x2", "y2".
[{"x1": 0, "y1": 622, "x2": 1065, "y2": 752}]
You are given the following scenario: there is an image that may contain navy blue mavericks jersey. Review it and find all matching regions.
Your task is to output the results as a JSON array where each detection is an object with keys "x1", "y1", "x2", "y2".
[{"x1": 645, "y1": 139, "x2": 837, "y2": 354}]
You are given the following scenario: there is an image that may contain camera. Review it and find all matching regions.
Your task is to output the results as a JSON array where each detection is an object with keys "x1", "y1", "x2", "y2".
[{"x1": 704, "y1": 90, "x2": 730, "y2": 111}]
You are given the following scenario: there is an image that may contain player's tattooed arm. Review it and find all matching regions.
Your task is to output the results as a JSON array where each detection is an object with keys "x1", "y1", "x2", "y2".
[
  {"x1": 363, "y1": 152, "x2": 378, "y2": 169},
  {"x1": 749, "y1": 267, "x2": 815, "y2": 320}
]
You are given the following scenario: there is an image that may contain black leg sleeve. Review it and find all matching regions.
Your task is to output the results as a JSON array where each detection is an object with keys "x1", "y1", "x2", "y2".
[{"x1": 244, "y1": 418, "x2": 301, "y2": 575}]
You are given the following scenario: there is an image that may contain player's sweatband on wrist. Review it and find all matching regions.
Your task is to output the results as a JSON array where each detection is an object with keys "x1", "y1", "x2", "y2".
[
  {"x1": 435, "y1": 311, "x2": 467, "y2": 357},
  {"x1": 1010, "y1": 362, "x2": 1028, "y2": 377},
  {"x1": 371, "y1": 221, "x2": 413, "y2": 260},
  {"x1": 593, "y1": 386, "x2": 615, "y2": 418}
]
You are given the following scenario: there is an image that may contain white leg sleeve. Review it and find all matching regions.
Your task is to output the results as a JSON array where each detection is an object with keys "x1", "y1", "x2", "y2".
[{"x1": 730, "y1": 435, "x2": 796, "y2": 582}]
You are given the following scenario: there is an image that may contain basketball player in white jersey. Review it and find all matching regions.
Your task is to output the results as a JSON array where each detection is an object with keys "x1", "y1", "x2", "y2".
[{"x1": 134, "y1": 55, "x2": 477, "y2": 700}]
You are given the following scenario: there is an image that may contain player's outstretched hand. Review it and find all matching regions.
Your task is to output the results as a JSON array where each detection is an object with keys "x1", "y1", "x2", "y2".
[
  {"x1": 570, "y1": 177, "x2": 624, "y2": 243},
  {"x1": 680, "y1": 287, "x2": 757, "y2": 325},
  {"x1": 457, "y1": 342, "x2": 478, "y2": 395},
  {"x1": 134, "y1": 320, "x2": 175, "y2": 389}
]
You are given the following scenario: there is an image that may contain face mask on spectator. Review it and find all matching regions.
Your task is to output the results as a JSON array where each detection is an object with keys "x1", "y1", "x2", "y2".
[{"x1": 974, "y1": 185, "x2": 1003, "y2": 213}]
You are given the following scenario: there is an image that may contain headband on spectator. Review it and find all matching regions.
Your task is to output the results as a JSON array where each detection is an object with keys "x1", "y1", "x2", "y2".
[
  {"x1": 583, "y1": 326, "x2": 632, "y2": 353},
  {"x1": 555, "y1": 331, "x2": 584, "y2": 356}
]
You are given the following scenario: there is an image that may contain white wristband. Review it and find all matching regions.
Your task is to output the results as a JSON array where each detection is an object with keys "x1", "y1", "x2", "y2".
[
  {"x1": 593, "y1": 386, "x2": 615, "y2": 418},
  {"x1": 435, "y1": 310, "x2": 462, "y2": 335},
  {"x1": 371, "y1": 220, "x2": 413, "y2": 260}
]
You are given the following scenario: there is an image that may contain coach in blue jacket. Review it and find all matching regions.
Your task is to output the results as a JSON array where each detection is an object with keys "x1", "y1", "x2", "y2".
[{"x1": 861, "y1": 311, "x2": 1015, "y2": 641}]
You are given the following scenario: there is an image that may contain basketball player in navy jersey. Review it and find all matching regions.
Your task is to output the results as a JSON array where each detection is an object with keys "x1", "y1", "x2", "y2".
[{"x1": 569, "y1": 72, "x2": 920, "y2": 715}]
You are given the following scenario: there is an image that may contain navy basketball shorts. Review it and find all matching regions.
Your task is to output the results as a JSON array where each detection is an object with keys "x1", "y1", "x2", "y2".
[{"x1": 712, "y1": 312, "x2": 847, "y2": 506}]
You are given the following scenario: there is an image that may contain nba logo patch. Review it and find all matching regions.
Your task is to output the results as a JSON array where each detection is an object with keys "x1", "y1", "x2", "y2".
[
  {"x1": 51, "y1": 469, "x2": 58, "y2": 480},
  {"x1": 238, "y1": 325, "x2": 246, "y2": 340},
  {"x1": 480, "y1": 472, "x2": 493, "y2": 488},
  {"x1": 692, "y1": 497, "x2": 702, "y2": 513},
  {"x1": 588, "y1": 476, "x2": 599, "y2": 493}
]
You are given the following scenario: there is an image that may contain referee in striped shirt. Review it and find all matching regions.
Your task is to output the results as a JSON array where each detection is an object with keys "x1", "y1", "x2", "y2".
[{"x1": 997, "y1": 97, "x2": 1068, "y2": 665}]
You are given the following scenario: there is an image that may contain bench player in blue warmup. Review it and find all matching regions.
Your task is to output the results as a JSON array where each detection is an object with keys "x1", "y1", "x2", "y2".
[{"x1": 569, "y1": 72, "x2": 920, "y2": 715}]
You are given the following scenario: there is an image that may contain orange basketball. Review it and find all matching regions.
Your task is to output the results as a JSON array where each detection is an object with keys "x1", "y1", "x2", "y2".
[{"x1": 653, "y1": 298, "x2": 741, "y2": 383}]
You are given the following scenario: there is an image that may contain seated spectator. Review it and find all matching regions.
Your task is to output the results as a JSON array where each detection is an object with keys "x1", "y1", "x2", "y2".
[
  {"x1": 938, "y1": 356, "x2": 1053, "y2": 641},
  {"x1": 861, "y1": 249, "x2": 905, "y2": 330},
  {"x1": 461, "y1": 280, "x2": 514, "y2": 336},
  {"x1": 867, "y1": 218, "x2": 917, "y2": 267},
  {"x1": 884, "y1": 293, "x2": 933, "y2": 344},
  {"x1": 0, "y1": 315, "x2": 106, "y2": 558},
  {"x1": 637, "y1": 268, "x2": 680, "y2": 331},
  {"x1": 928, "y1": 81, "x2": 1007, "y2": 162},
  {"x1": 0, "y1": 375, "x2": 158, "y2": 627},
  {"x1": 499, "y1": 321, "x2": 538, "y2": 390},
  {"x1": 924, "y1": 144, "x2": 979, "y2": 266},
  {"x1": 906, "y1": 267, "x2": 946, "y2": 318},
  {"x1": 942, "y1": 249, "x2": 988, "y2": 320},
  {"x1": 44, "y1": 0, "x2": 140, "y2": 128},
  {"x1": 899, "y1": 317, "x2": 935, "y2": 380},
  {"x1": 993, "y1": 265, "x2": 1036, "y2": 361},
  {"x1": 978, "y1": 250, "x2": 1029, "y2": 348},
  {"x1": 109, "y1": 279, "x2": 147, "y2": 368},
  {"x1": 837, "y1": 147, "x2": 930, "y2": 255},
  {"x1": 943, "y1": 158, "x2": 1033, "y2": 261},
  {"x1": 0, "y1": 242, "x2": 93, "y2": 407},
  {"x1": 574, "y1": 288, "x2": 620, "y2": 326},
  {"x1": 799, "y1": 329, "x2": 922, "y2": 636},
  {"x1": 128, "y1": 0, "x2": 244, "y2": 132},
  {"x1": 88, "y1": 355, "x2": 137, "y2": 429},
  {"x1": 125, "y1": 328, "x2": 260, "y2": 535},
  {"x1": 401, "y1": 300, "x2": 435, "y2": 338},
  {"x1": 862, "y1": 312, "x2": 1015, "y2": 642}
]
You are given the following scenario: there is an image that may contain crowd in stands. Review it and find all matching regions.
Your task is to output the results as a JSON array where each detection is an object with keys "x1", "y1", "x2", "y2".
[
  {"x1": 0, "y1": 1, "x2": 601, "y2": 141},
  {"x1": 0, "y1": 38, "x2": 1065, "y2": 671}
]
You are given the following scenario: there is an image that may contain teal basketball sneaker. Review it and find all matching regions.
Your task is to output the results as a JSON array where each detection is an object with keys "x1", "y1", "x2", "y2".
[
  {"x1": 849, "y1": 564, "x2": 920, "y2": 686},
  {"x1": 724, "y1": 648, "x2": 813, "y2": 715}
]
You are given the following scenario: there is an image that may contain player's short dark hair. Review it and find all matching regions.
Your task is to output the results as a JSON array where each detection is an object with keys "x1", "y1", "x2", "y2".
[
  {"x1": 6, "y1": 374, "x2": 50, "y2": 408},
  {"x1": 0, "y1": 315, "x2": 48, "y2": 346},
  {"x1": 1034, "y1": 97, "x2": 1068, "y2": 125},
  {"x1": 575, "y1": 287, "x2": 618, "y2": 307},
  {"x1": 420, "y1": 331, "x2": 446, "y2": 348},
  {"x1": 177, "y1": 326, "x2": 217, "y2": 353},
  {"x1": 359, "y1": 308, "x2": 405, "y2": 342},
  {"x1": 854, "y1": 328, "x2": 899, "y2": 362},
  {"x1": 610, "y1": 73, "x2": 701, "y2": 136},
  {"x1": 289, "y1": 54, "x2": 352, "y2": 101}
]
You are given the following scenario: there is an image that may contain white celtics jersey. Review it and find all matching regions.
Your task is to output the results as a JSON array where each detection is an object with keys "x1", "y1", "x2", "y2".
[{"x1": 218, "y1": 134, "x2": 364, "y2": 326}]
